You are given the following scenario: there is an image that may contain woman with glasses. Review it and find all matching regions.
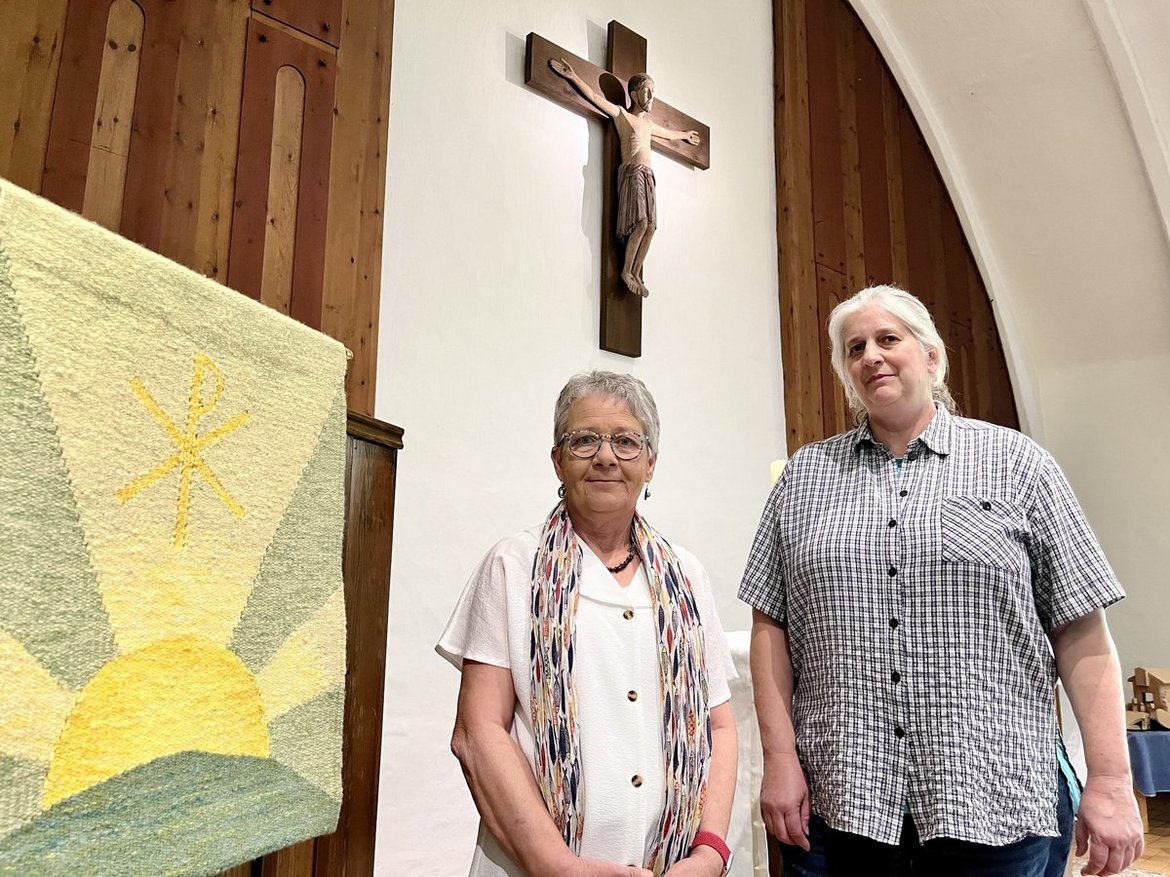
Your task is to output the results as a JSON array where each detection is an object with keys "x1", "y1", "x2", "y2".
[{"x1": 438, "y1": 370, "x2": 738, "y2": 877}]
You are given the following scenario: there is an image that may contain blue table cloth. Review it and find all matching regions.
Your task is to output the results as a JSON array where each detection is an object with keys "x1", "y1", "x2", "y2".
[{"x1": 1128, "y1": 729, "x2": 1170, "y2": 795}]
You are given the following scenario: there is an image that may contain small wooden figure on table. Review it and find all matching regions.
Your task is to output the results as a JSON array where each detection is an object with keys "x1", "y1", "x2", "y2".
[
  {"x1": 1127, "y1": 667, "x2": 1170, "y2": 730},
  {"x1": 549, "y1": 59, "x2": 700, "y2": 298}
]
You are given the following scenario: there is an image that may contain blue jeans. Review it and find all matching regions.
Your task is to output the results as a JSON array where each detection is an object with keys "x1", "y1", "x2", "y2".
[
  {"x1": 779, "y1": 776, "x2": 1075, "y2": 877},
  {"x1": 1044, "y1": 772, "x2": 1075, "y2": 877}
]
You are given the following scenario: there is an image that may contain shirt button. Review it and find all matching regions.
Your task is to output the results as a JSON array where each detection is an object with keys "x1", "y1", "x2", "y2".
[
  {"x1": 981, "y1": 500, "x2": 992, "y2": 511},
  {"x1": 627, "y1": 690, "x2": 638, "y2": 701},
  {"x1": 894, "y1": 726, "x2": 906, "y2": 739},
  {"x1": 622, "y1": 609, "x2": 634, "y2": 620},
  {"x1": 891, "y1": 670, "x2": 902, "y2": 683},
  {"x1": 887, "y1": 565, "x2": 897, "y2": 577},
  {"x1": 631, "y1": 775, "x2": 643, "y2": 787},
  {"x1": 899, "y1": 489, "x2": 908, "y2": 497},
  {"x1": 889, "y1": 617, "x2": 899, "y2": 628},
  {"x1": 887, "y1": 519, "x2": 896, "y2": 528}
]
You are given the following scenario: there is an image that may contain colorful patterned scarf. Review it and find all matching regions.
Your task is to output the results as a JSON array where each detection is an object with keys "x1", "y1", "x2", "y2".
[{"x1": 529, "y1": 502, "x2": 710, "y2": 874}]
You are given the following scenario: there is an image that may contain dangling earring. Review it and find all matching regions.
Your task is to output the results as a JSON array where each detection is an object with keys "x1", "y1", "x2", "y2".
[
  {"x1": 643, "y1": 484, "x2": 651, "y2": 500},
  {"x1": 558, "y1": 483, "x2": 566, "y2": 498}
]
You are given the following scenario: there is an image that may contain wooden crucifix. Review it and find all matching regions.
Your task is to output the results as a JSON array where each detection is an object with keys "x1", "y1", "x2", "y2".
[{"x1": 525, "y1": 21, "x2": 710, "y2": 358}]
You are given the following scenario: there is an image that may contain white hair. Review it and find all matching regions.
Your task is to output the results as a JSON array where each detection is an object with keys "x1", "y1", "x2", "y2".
[{"x1": 826, "y1": 285, "x2": 957, "y2": 423}]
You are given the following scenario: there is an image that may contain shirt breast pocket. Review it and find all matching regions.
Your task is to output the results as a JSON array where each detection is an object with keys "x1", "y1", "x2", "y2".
[{"x1": 940, "y1": 496, "x2": 1029, "y2": 572}]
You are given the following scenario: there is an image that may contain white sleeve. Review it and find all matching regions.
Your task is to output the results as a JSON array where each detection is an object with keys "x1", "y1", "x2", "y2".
[{"x1": 436, "y1": 536, "x2": 518, "y2": 671}]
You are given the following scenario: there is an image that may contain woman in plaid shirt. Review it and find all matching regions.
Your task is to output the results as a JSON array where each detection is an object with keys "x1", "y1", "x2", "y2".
[{"x1": 741, "y1": 286, "x2": 1142, "y2": 877}]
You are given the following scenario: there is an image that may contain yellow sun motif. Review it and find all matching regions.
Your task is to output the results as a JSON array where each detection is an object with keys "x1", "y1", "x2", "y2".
[
  {"x1": 42, "y1": 636, "x2": 270, "y2": 808},
  {"x1": 0, "y1": 343, "x2": 345, "y2": 840},
  {"x1": 115, "y1": 352, "x2": 250, "y2": 548},
  {"x1": 3, "y1": 562, "x2": 346, "y2": 815},
  {"x1": 4, "y1": 559, "x2": 346, "y2": 805}
]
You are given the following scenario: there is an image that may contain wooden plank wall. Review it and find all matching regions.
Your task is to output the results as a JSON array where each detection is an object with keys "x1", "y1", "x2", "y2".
[
  {"x1": 0, "y1": 0, "x2": 393, "y2": 416},
  {"x1": 0, "y1": 0, "x2": 70, "y2": 194},
  {"x1": 773, "y1": 0, "x2": 1018, "y2": 453},
  {"x1": 0, "y1": 1, "x2": 398, "y2": 875}
]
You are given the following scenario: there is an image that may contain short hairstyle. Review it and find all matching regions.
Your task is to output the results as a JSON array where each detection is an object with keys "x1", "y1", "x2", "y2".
[
  {"x1": 553, "y1": 370, "x2": 660, "y2": 454},
  {"x1": 826, "y1": 284, "x2": 957, "y2": 423},
  {"x1": 627, "y1": 73, "x2": 654, "y2": 98}
]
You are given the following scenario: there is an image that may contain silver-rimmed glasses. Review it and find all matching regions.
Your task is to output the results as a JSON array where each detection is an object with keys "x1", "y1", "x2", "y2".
[{"x1": 558, "y1": 430, "x2": 648, "y2": 460}]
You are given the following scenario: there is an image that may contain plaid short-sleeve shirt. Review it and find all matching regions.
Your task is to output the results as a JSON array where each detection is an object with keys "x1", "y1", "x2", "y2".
[{"x1": 739, "y1": 405, "x2": 1124, "y2": 846}]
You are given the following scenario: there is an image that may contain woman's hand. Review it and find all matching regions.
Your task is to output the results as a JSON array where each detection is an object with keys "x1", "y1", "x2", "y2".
[
  {"x1": 563, "y1": 859, "x2": 653, "y2": 877},
  {"x1": 1075, "y1": 773, "x2": 1144, "y2": 876},
  {"x1": 663, "y1": 843, "x2": 724, "y2": 875},
  {"x1": 760, "y1": 750, "x2": 810, "y2": 850},
  {"x1": 750, "y1": 611, "x2": 808, "y2": 850}
]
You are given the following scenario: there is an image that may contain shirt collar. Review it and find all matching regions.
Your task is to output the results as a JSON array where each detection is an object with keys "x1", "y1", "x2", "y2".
[{"x1": 852, "y1": 402, "x2": 953, "y2": 457}]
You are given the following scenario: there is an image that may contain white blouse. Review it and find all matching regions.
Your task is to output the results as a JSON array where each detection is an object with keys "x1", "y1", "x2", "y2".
[{"x1": 437, "y1": 527, "x2": 736, "y2": 876}]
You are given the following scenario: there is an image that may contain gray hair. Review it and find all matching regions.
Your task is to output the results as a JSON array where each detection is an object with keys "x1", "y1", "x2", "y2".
[
  {"x1": 826, "y1": 284, "x2": 957, "y2": 424},
  {"x1": 553, "y1": 370, "x2": 660, "y2": 453}
]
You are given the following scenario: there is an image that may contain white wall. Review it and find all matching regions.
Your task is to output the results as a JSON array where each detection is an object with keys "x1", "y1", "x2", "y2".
[
  {"x1": 372, "y1": 1, "x2": 1170, "y2": 869},
  {"x1": 373, "y1": 1, "x2": 782, "y2": 872},
  {"x1": 849, "y1": 0, "x2": 1170, "y2": 681}
]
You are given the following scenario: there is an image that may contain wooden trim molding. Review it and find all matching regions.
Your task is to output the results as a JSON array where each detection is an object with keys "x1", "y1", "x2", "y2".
[{"x1": 346, "y1": 410, "x2": 404, "y2": 450}]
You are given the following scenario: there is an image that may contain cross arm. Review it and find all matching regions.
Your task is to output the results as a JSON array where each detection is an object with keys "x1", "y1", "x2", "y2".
[
  {"x1": 525, "y1": 33, "x2": 612, "y2": 124},
  {"x1": 525, "y1": 32, "x2": 711, "y2": 170},
  {"x1": 647, "y1": 104, "x2": 710, "y2": 171}
]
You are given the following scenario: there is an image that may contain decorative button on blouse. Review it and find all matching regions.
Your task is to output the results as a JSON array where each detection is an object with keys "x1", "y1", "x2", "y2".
[
  {"x1": 627, "y1": 690, "x2": 638, "y2": 701},
  {"x1": 622, "y1": 608, "x2": 634, "y2": 620},
  {"x1": 631, "y1": 774, "x2": 643, "y2": 787}
]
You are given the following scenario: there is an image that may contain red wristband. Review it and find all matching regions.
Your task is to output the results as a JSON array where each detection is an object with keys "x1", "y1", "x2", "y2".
[{"x1": 690, "y1": 830, "x2": 731, "y2": 874}]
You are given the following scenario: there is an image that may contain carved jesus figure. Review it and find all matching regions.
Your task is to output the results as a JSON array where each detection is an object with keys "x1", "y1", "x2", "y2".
[{"x1": 550, "y1": 59, "x2": 701, "y2": 298}]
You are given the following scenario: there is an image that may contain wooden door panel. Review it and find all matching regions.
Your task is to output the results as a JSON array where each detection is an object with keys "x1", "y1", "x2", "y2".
[
  {"x1": 251, "y1": 0, "x2": 341, "y2": 48},
  {"x1": 40, "y1": 0, "x2": 109, "y2": 211},
  {"x1": 39, "y1": 0, "x2": 250, "y2": 274},
  {"x1": 80, "y1": 0, "x2": 143, "y2": 231},
  {"x1": 227, "y1": 16, "x2": 336, "y2": 331}
]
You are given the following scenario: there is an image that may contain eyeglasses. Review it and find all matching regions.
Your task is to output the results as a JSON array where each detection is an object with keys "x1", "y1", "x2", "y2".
[{"x1": 558, "y1": 430, "x2": 649, "y2": 460}]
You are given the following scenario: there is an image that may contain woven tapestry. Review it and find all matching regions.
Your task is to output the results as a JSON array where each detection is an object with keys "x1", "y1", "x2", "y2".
[{"x1": 0, "y1": 180, "x2": 349, "y2": 876}]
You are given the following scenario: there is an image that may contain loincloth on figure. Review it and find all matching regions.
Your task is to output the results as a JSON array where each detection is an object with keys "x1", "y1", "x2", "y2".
[{"x1": 616, "y1": 163, "x2": 657, "y2": 238}]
